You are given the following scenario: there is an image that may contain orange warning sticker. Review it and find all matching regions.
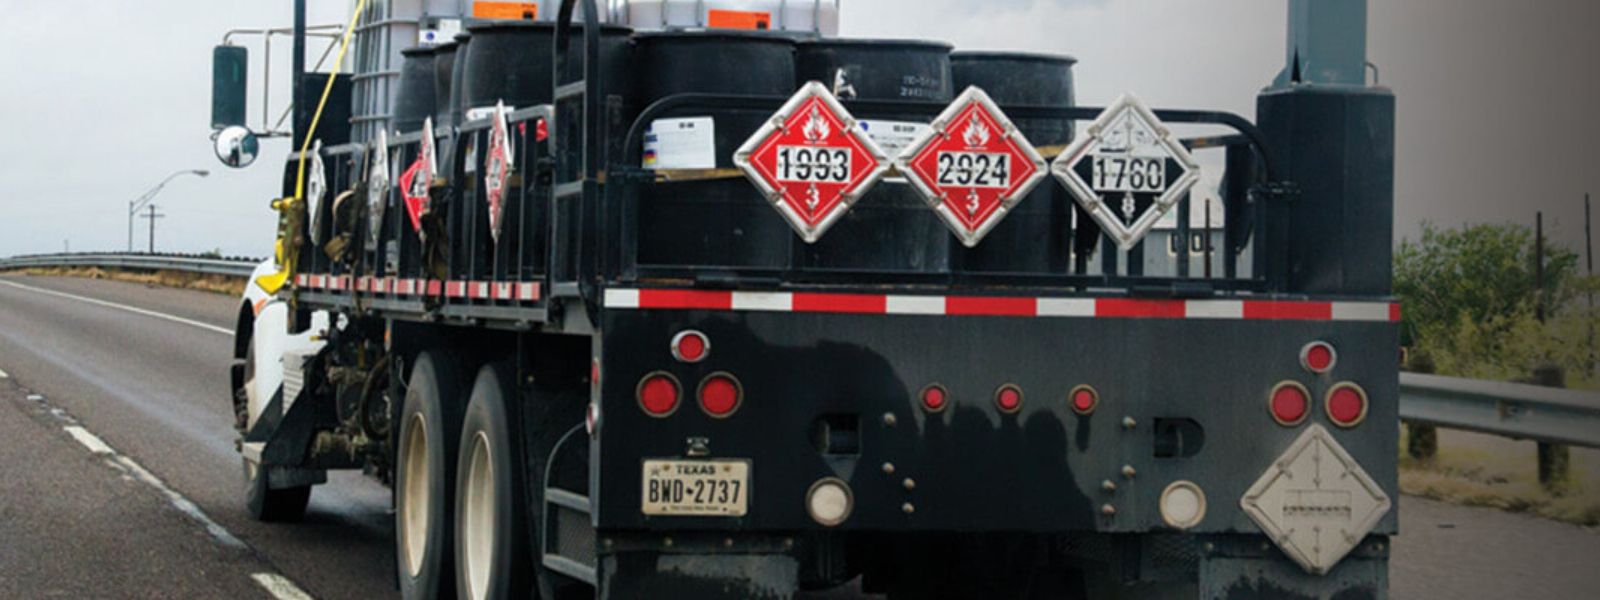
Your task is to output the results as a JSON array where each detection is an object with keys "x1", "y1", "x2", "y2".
[
  {"x1": 708, "y1": 9, "x2": 771, "y2": 30},
  {"x1": 473, "y1": 2, "x2": 539, "y2": 20}
]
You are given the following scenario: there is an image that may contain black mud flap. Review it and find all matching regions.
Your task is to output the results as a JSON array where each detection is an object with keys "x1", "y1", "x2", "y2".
[
  {"x1": 1199, "y1": 536, "x2": 1389, "y2": 600},
  {"x1": 599, "y1": 550, "x2": 801, "y2": 600}
]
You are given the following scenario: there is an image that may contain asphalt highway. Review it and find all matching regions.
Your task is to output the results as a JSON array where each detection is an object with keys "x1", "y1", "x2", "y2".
[{"x1": 0, "y1": 274, "x2": 1595, "y2": 599}]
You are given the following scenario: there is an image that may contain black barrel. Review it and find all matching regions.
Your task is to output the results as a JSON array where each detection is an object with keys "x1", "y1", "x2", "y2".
[
  {"x1": 460, "y1": 21, "x2": 633, "y2": 116},
  {"x1": 448, "y1": 32, "x2": 472, "y2": 126},
  {"x1": 432, "y1": 40, "x2": 458, "y2": 128},
  {"x1": 395, "y1": 46, "x2": 437, "y2": 133},
  {"x1": 951, "y1": 51, "x2": 1078, "y2": 273},
  {"x1": 796, "y1": 39, "x2": 954, "y2": 273},
  {"x1": 632, "y1": 32, "x2": 798, "y2": 270},
  {"x1": 951, "y1": 51, "x2": 1076, "y2": 145}
]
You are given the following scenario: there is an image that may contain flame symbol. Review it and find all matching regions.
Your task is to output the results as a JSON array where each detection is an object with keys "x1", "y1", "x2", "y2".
[
  {"x1": 803, "y1": 105, "x2": 830, "y2": 144},
  {"x1": 963, "y1": 114, "x2": 991, "y2": 148}
]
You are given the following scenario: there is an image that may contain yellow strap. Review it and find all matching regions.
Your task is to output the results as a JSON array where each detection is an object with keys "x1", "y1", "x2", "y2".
[{"x1": 257, "y1": 0, "x2": 370, "y2": 295}]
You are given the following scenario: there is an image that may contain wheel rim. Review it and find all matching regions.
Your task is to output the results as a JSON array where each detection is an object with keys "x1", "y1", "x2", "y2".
[
  {"x1": 400, "y1": 412, "x2": 430, "y2": 578},
  {"x1": 462, "y1": 431, "x2": 496, "y2": 600}
]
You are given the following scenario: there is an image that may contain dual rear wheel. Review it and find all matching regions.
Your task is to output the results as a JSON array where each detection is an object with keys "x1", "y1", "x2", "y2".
[{"x1": 395, "y1": 353, "x2": 589, "y2": 600}]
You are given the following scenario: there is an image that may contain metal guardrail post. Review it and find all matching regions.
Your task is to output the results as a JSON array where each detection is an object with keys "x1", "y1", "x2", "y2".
[
  {"x1": 1529, "y1": 364, "x2": 1570, "y2": 493},
  {"x1": 1404, "y1": 356, "x2": 1439, "y2": 461}
]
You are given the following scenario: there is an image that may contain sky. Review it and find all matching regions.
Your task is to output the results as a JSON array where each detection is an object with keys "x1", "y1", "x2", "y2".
[{"x1": 0, "y1": 0, "x2": 1596, "y2": 258}]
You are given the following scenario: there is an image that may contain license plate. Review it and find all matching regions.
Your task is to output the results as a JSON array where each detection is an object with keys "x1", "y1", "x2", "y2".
[{"x1": 641, "y1": 459, "x2": 750, "y2": 517}]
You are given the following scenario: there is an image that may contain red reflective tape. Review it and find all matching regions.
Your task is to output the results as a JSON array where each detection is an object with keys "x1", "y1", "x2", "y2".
[
  {"x1": 1097, "y1": 298, "x2": 1186, "y2": 319},
  {"x1": 637, "y1": 289, "x2": 733, "y2": 310},
  {"x1": 1389, "y1": 303, "x2": 1402, "y2": 322},
  {"x1": 792, "y1": 293, "x2": 886, "y2": 314},
  {"x1": 520, "y1": 283, "x2": 541, "y2": 301},
  {"x1": 1243, "y1": 301, "x2": 1331, "y2": 321},
  {"x1": 427, "y1": 280, "x2": 442, "y2": 296},
  {"x1": 946, "y1": 295, "x2": 1036, "y2": 317}
]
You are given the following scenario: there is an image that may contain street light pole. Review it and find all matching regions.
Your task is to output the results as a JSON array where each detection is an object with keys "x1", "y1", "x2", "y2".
[{"x1": 128, "y1": 169, "x2": 209, "y2": 252}]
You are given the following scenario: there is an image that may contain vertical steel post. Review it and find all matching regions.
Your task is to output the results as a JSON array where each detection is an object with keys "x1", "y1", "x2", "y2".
[{"x1": 292, "y1": 0, "x2": 307, "y2": 146}]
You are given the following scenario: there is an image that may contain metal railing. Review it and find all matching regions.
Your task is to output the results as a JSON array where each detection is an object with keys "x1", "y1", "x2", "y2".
[
  {"x1": 0, "y1": 253, "x2": 260, "y2": 278},
  {"x1": 1400, "y1": 373, "x2": 1600, "y2": 450}
]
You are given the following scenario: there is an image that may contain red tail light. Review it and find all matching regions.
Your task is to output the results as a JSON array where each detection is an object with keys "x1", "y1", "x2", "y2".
[
  {"x1": 637, "y1": 372, "x2": 681, "y2": 417},
  {"x1": 1070, "y1": 385, "x2": 1099, "y2": 415},
  {"x1": 995, "y1": 384, "x2": 1023, "y2": 413},
  {"x1": 1269, "y1": 381, "x2": 1310, "y2": 426},
  {"x1": 671, "y1": 330, "x2": 710, "y2": 363},
  {"x1": 920, "y1": 384, "x2": 948, "y2": 413},
  {"x1": 1300, "y1": 341, "x2": 1337, "y2": 374},
  {"x1": 698, "y1": 373, "x2": 743, "y2": 418},
  {"x1": 1325, "y1": 383, "x2": 1368, "y2": 427}
]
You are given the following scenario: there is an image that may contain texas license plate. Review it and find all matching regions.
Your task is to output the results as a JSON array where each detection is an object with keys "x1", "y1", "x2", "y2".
[{"x1": 641, "y1": 459, "x2": 750, "y2": 517}]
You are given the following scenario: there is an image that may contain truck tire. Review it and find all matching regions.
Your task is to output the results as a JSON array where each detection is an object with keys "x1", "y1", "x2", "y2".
[
  {"x1": 238, "y1": 336, "x2": 312, "y2": 522},
  {"x1": 454, "y1": 363, "x2": 533, "y2": 600},
  {"x1": 397, "y1": 352, "x2": 466, "y2": 600}
]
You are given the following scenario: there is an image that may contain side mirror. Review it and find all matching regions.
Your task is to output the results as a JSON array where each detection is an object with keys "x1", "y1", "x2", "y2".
[
  {"x1": 212, "y1": 45, "x2": 248, "y2": 130},
  {"x1": 214, "y1": 126, "x2": 260, "y2": 168}
]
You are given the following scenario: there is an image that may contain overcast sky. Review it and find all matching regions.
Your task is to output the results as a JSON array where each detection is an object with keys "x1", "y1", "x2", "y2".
[{"x1": 1, "y1": 0, "x2": 1595, "y2": 258}]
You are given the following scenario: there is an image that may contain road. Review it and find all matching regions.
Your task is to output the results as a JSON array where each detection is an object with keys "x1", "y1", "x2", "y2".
[{"x1": 0, "y1": 274, "x2": 1596, "y2": 599}]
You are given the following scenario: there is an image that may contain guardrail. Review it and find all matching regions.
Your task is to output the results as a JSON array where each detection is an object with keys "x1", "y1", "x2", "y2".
[
  {"x1": 0, "y1": 253, "x2": 260, "y2": 278},
  {"x1": 1400, "y1": 373, "x2": 1600, "y2": 450}
]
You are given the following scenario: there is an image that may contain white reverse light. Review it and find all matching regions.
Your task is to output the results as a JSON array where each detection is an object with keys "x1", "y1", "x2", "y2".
[
  {"x1": 806, "y1": 478, "x2": 853, "y2": 527},
  {"x1": 1159, "y1": 480, "x2": 1207, "y2": 530}
]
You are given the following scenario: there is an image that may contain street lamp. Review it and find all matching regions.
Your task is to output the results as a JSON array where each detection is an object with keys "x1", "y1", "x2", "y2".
[{"x1": 128, "y1": 169, "x2": 209, "y2": 253}]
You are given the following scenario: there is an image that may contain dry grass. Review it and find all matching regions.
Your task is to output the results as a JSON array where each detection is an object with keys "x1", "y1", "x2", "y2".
[
  {"x1": 1399, "y1": 427, "x2": 1600, "y2": 527},
  {"x1": 7, "y1": 266, "x2": 246, "y2": 297}
]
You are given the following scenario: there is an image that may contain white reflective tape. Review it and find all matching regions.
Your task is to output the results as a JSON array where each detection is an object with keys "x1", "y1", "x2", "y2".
[
  {"x1": 1036, "y1": 298, "x2": 1095, "y2": 317},
  {"x1": 518, "y1": 283, "x2": 537, "y2": 300},
  {"x1": 885, "y1": 295, "x2": 945, "y2": 315},
  {"x1": 732, "y1": 291, "x2": 793, "y2": 312},
  {"x1": 1186, "y1": 300, "x2": 1244, "y2": 320},
  {"x1": 605, "y1": 288, "x2": 641, "y2": 309},
  {"x1": 1332, "y1": 302, "x2": 1391, "y2": 322}
]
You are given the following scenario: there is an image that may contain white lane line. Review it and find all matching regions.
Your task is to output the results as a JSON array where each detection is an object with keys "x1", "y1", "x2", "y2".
[
  {"x1": 107, "y1": 454, "x2": 246, "y2": 550},
  {"x1": 251, "y1": 573, "x2": 316, "y2": 600},
  {"x1": 0, "y1": 279, "x2": 232, "y2": 336},
  {"x1": 63, "y1": 425, "x2": 115, "y2": 455}
]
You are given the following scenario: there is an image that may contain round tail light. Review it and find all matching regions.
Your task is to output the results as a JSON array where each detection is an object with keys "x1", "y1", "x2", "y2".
[
  {"x1": 1300, "y1": 341, "x2": 1337, "y2": 374},
  {"x1": 637, "y1": 372, "x2": 681, "y2": 417},
  {"x1": 1069, "y1": 385, "x2": 1099, "y2": 415},
  {"x1": 1159, "y1": 481, "x2": 1207, "y2": 530},
  {"x1": 920, "y1": 384, "x2": 948, "y2": 413},
  {"x1": 995, "y1": 384, "x2": 1023, "y2": 413},
  {"x1": 698, "y1": 373, "x2": 743, "y2": 418},
  {"x1": 671, "y1": 330, "x2": 710, "y2": 363},
  {"x1": 806, "y1": 478, "x2": 853, "y2": 527},
  {"x1": 1325, "y1": 382, "x2": 1368, "y2": 427},
  {"x1": 1269, "y1": 381, "x2": 1310, "y2": 426}
]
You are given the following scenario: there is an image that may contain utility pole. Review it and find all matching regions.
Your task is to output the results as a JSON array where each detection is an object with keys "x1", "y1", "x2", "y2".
[
  {"x1": 142, "y1": 204, "x2": 166, "y2": 254},
  {"x1": 1586, "y1": 193, "x2": 1594, "y2": 377},
  {"x1": 1536, "y1": 211, "x2": 1545, "y2": 324}
]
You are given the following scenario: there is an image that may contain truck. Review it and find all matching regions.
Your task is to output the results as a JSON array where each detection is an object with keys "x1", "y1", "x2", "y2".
[{"x1": 214, "y1": 1, "x2": 1399, "y2": 598}]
